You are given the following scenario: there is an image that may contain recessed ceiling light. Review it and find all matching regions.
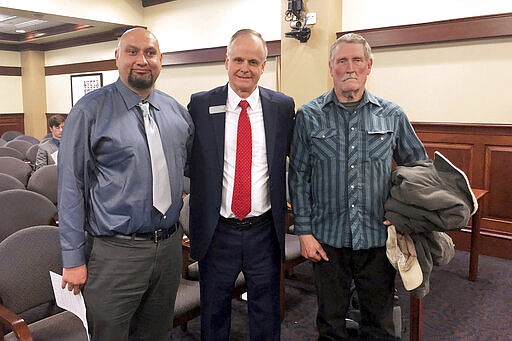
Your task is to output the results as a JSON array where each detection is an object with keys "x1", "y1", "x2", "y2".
[{"x1": 15, "y1": 29, "x2": 26, "y2": 33}]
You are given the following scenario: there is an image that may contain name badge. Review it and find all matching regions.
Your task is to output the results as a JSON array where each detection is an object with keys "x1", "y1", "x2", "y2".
[{"x1": 209, "y1": 105, "x2": 226, "y2": 114}]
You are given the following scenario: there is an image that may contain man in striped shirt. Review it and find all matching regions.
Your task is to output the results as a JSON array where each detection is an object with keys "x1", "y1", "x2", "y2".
[{"x1": 289, "y1": 33, "x2": 427, "y2": 340}]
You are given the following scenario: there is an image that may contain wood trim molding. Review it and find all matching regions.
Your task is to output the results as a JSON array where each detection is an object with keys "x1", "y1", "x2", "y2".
[
  {"x1": 0, "y1": 66, "x2": 21, "y2": 76},
  {"x1": 45, "y1": 60, "x2": 116, "y2": 76},
  {"x1": 141, "y1": 0, "x2": 175, "y2": 7},
  {"x1": 338, "y1": 13, "x2": 512, "y2": 48},
  {"x1": 44, "y1": 40, "x2": 281, "y2": 75},
  {"x1": 411, "y1": 122, "x2": 512, "y2": 136},
  {"x1": 1, "y1": 26, "x2": 136, "y2": 52},
  {"x1": 162, "y1": 40, "x2": 281, "y2": 66}
]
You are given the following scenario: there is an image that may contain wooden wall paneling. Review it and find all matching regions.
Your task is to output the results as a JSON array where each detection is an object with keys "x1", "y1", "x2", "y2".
[
  {"x1": 0, "y1": 114, "x2": 24, "y2": 135},
  {"x1": 414, "y1": 123, "x2": 512, "y2": 259},
  {"x1": 484, "y1": 146, "x2": 512, "y2": 224},
  {"x1": 0, "y1": 66, "x2": 21, "y2": 76},
  {"x1": 423, "y1": 143, "x2": 474, "y2": 181}
]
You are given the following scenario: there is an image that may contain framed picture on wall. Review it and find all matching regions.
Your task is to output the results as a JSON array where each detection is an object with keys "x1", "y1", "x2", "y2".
[{"x1": 71, "y1": 73, "x2": 103, "y2": 106}]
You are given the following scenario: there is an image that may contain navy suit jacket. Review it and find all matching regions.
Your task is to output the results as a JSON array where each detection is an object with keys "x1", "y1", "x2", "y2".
[{"x1": 187, "y1": 84, "x2": 295, "y2": 261}]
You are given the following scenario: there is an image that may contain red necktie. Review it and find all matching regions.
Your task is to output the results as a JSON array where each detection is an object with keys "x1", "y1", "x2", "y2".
[{"x1": 231, "y1": 100, "x2": 252, "y2": 220}]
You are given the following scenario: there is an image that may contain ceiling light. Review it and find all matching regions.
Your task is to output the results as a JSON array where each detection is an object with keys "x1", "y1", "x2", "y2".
[{"x1": 15, "y1": 29, "x2": 26, "y2": 33}]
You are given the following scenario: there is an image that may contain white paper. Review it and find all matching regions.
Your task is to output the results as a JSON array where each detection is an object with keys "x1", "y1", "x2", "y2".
[
  {"x1": 49, "y1": 271, "x2": 90, "y2": 341},
  {"x1": 51, "y1": 150, "x2": 58, "y2": 164}
]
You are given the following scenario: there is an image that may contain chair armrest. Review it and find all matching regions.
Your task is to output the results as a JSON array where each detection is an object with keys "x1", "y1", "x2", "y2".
[{"x1": 0, "y1": 304, "x2": 32, "y2": 341}]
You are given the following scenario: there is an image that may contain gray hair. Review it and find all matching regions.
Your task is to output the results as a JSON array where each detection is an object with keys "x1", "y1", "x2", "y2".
[
  {"x1": 226, "y1": 29, "x2": 268, "y2": 60},
  {"x1": 329, "y1": 33, "x2": 373, "y2": 63}
]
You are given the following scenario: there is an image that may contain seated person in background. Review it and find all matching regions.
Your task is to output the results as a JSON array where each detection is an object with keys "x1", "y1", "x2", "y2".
[{"x1": 35, "y1": 115, "x2": 65, "y2": 170}]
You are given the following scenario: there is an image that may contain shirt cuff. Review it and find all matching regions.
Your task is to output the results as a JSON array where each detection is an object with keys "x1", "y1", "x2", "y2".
[
  {"x1": 293, "y1": 215, "x2": 312, "y2": 235},
  {"x1": 61, "y1": 246, "x2": 87, "y2": 268}
]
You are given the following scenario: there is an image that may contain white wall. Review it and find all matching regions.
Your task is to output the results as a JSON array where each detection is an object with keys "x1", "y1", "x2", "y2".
[
  {"x1": 367, "y1": 38, "x2": 512, "y2": 123},
  {"x1": 157, "y1": 58, "x2": 278, "y2": 106},
  {"x1": 0, "y1": 76, "x2": 23, "y2": 113},
  {"x1": 341, "y1": 0, "x2": 512, "y2": 124},
  {"x1": 21, "y1": 0, "x2": 512, "y2": 123},
  {"x1": 44, "y1": 0, "x2": 281, "y2": 113},
  {"x1": 342, "y1": 0, "x2": 512, "y2": 31},
  {"x1": 45, "y1": 41, "x2": 117, "y2": 66},
  {"x1": 0, "y1": 51, "x2": 22, "y2": 113},
  {"x1": 143, "y1": 0, "x2": 281, "y2": 52},
  {"x1": 0, "y1": 51, "x2": 20, "y2": 67},
  {"x1": 45, "y1": 70, "x2": 118, "y2": 113}
]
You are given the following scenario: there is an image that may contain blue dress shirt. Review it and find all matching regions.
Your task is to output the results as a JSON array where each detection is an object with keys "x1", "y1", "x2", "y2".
[{"x1": 58, "y1": 78, "x2": 194, "y2": 268}]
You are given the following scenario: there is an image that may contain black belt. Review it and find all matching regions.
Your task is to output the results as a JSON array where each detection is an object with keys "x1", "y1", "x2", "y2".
[
  {"x1": 219, "y1": 211, "x2": 272, "y2": 230},
  {"x1": 110, "y1": 223, "x2": 178, "y2": 243}
]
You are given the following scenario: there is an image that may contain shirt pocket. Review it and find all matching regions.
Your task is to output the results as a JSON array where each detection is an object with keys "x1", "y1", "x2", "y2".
[
  {"x1": 366, "y1": 130, "x2": 394, "y2": 160},
  {"x1": 311, "y1": 128, "x2": 339, "y2": 160}
]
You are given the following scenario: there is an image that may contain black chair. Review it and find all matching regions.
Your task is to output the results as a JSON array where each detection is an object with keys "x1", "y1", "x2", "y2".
[
  {"x1": 0, "y1": 157, "x2": 32, "y2": 186},
  {"x1": 0, "y1": 174, "x2": 25, "y2": 192},
  {"x1": 0, "y1": 189, "x2": 57, "y2": 243},
  {"x1": 0, "y1": 225, "x2": 89, "y2": 341},
  {"x1": 13, "y1": 135, "x2": 39, "y2": 145},
  {"x1": 24, "y1": 144, "x2": 39, "y2": 169},
  {"x1": 0, "y1": 147, "x2": 24, "y2": 160},
  {"x1": 4, "y1": 140, "x2": 32, "y2": 158},
  {"x1": 0, "y1": 131, "x2": 22, "y2": 142},
  {"x1": 27, "y1": 164, "x2": 58, "y2": 205}
]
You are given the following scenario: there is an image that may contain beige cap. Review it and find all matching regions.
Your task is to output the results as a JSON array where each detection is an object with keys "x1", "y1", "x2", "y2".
[{"x1": 386, "y1": 225, "x2": 423, "y2": 291}]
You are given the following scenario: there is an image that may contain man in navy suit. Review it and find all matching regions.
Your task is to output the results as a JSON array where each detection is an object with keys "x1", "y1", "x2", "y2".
[{"x1": 187, "y1": 29, "x2": 295, "y2": 340}]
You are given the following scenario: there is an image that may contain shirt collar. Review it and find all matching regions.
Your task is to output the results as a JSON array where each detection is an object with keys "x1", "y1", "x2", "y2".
[
  {"x1": 227, "y1": 85, "x2": 260, "y2": 111},
  {"x1": 115, "y1": 78, "x2": 159, "y2": 111},
  {"x1": 321, "y1": 88, "x2": 381, "y2": 110}
]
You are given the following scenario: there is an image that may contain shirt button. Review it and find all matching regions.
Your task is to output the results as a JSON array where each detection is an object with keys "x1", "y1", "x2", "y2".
[
  {"x1": 322, "y1": 135, "x2": 326, "y2": 138},
  {"x1": 351, "y1": 185, "x2": 355, "y2": 189},
  {"x1": 163, "y1": 215, "x2": 167, "y2": 219},
  {"x1": 381, "y1": 136, "x2": 385, "y2": 140},
  {"x1": 350, "y1": 165, "x2": 355, "y2": 169},
  {"x1": 351, "y1": 204, "x2": 355, "y2": 208},
  {"x1": 351, "y1": 145, "x2": 355, "y2": 149}
]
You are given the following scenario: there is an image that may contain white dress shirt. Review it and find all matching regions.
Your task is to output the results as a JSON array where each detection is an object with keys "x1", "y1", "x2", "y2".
[{"x1": 220, "y1": 85, "x2": 270, "y2": 218}]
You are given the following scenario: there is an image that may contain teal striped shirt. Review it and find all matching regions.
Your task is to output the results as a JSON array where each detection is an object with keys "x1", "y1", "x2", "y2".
[{"x1": 289, "y1": 90, "x2": 427, "y2": 249}]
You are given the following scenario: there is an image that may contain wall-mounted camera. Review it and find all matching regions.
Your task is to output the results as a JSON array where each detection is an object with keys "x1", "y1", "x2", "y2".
[
  {"x1": 285, "y1": 27, "x2": 311, "y2": 43},
  {"x1": 289, "y1": 20, "x2": 302, "y2": 30},
  {"x1": 284, "y1": 0, "x2": 311, "y2": 43}
]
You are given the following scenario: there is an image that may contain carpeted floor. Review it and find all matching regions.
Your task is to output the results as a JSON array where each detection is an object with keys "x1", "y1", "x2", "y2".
[{"x1": 172, "y1": 250, "x2": 512, "y2": 340}]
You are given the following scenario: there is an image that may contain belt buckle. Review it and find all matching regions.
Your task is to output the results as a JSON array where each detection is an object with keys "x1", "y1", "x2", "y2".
[
  {"x1": 154, "y1": 229, "x2": 162, "y2": 244},
  {"x1": 235, "y1": 219, "x2": 252, "y2": 229}
]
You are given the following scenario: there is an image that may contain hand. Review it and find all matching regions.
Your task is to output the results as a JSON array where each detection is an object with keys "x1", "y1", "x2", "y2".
[
  {"x1": 61, "y1": 265, "x2": 87, "y2": 295},
  {"x1": 298, "y1": 234, "x2": 329, "y2": 262},
  {"x1": 383, "y1": 220, "x2": 392, "y2": 226}
]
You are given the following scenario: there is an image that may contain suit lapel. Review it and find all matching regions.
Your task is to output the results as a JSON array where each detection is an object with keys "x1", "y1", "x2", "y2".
[
  {"x1": 209, "y1": 85, "x2": 229, "y2": 173},
  {"x1": 260, "y1": 88, "x2": 278, "y2": 171}
]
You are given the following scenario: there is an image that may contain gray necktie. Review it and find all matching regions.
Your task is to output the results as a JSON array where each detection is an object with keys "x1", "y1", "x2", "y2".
[{"x1": 139, "y1": 102, "x2": 172, "y2": 214}]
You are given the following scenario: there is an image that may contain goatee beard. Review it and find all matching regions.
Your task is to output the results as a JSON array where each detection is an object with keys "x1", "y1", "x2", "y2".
[{"x1": 128, "y1": 72, "x2": 154, "y2": 89}]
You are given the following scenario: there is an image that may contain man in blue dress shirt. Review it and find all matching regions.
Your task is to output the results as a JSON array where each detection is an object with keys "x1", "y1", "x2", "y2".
[
  {"x1": 58, "y1": 27, "x2": 194, "y2": 340},
  {"x1": 289, "y1": 33, "x2": 427, "y2": 340}
]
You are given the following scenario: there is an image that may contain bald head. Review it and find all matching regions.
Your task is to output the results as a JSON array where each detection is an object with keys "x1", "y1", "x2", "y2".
[{"x1": 115, "y1": 27, "x2": 162, "y2": 99}]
